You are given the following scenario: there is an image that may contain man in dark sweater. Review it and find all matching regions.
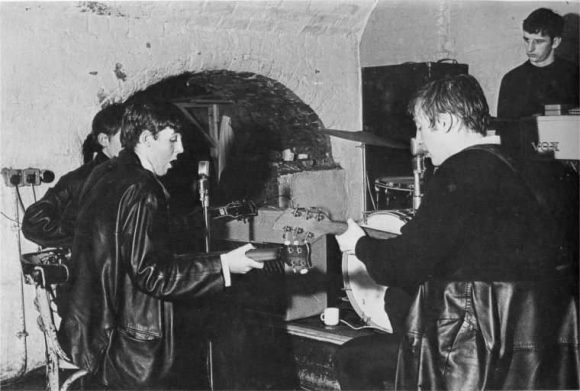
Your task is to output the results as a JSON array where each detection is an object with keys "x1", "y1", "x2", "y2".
[
  {"x1": 497, "y1": 8, "x2": 579, "y2": 119},
  {"x1": 336, "y1": 75, "x2": 578, "y2": 390}
]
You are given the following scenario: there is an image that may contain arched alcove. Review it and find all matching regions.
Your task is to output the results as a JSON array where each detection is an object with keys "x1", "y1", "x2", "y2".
[
  {"x1": 128, "y1": 70, "x2": 338, "y2": 207},
  {"x1": 124, "y1": 70, "x2": 345, "y2": 252}
]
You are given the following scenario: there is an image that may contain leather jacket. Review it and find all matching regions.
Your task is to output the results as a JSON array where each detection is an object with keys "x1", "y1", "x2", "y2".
[
  {"x1": 22, "y1": 152, "x2": 109, "y2": 248},
  {"x1": 59, "y1": 150, "x2": 226, "y2": 389},
  {"x1": 396, "y1": 279, "x2": 579, "y2": 390}
]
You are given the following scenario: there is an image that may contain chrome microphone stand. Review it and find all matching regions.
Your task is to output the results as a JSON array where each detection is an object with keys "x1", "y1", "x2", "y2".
[
  {"x1": 200, "y1": 183, "x2": 211, "y2": 253},
  {"x1": 197, "y1": 161, "x2": 213, "y2": 391},
  {"x1": 410, "y1": 137, "x2": 427, "y2": 211},
  {"x1": 198, "y1": 161, "x2": 211, "y2": 253}
]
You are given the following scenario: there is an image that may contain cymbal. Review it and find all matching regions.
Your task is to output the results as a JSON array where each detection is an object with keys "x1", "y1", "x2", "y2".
[{"x1": 319, "y1": 128, "x2": 408, "y2": 149}]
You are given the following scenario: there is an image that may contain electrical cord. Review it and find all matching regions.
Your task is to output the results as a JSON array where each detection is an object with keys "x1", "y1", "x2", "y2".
[
  {"x1": 15, "y1": 186, "x2": 26, "y2": 212},
  {"x1": 1, "y1": 211, "x2": 20, "y2": 225},
  {"x1": 339, "y1": 318, "x2": 385, "y2": 332}
]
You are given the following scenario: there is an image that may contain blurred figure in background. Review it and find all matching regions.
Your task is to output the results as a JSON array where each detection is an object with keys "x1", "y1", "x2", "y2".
[{"x1": 22, "y1": 103, "x2": 124, "y2": 248}]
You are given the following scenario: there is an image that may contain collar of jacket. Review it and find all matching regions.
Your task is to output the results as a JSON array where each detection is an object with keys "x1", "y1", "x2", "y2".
[
  {"x1": 117, "y1": 149, "x2": 171, "y2": 199},
  {"x1": 94, "y1": 151, "x2": 109, "y2": 165}
]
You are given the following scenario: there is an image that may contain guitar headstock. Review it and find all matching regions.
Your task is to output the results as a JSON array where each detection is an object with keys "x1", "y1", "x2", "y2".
[
  {"x1": 268, "y1": 207, "x2": 341, "y2": 274},
  {"x1": 214, "y1": 200, "x2": 258, "y2": 221},
  {"x1": 273, "y1": 207, "x2": 343, "y2": 241},
  {"x1": 279, "y1": 241, "x2": 311, "y2": 275}
]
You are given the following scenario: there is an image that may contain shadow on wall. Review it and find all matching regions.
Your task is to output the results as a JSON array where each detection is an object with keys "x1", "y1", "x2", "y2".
[{"x1": 559, "y1": 13, "x2": 579, "y2": 64}]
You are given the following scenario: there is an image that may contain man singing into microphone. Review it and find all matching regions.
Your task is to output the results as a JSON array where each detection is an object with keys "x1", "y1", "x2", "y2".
[{"x1": 59, "y1": 101, "x2": 264, "y2": 390}]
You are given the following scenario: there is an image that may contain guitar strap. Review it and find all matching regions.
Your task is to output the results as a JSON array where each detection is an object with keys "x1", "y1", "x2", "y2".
[
  {"x1": 465, "y1": 144, "x2": 549, "y2": 213},
  {"x1": 466, "y1": 144, "x2": 577, "y2": 274}
]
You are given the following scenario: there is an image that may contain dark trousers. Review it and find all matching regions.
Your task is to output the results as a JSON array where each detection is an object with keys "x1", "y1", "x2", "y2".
[{"x1": 171, "y1": 293, "x2": 299, "y2": 390}]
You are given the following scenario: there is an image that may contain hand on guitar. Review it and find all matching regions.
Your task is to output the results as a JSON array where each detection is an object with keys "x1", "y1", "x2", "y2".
[
  {"x1": 221, "y1": 243, "x2": 264, "y2": 274},
  {"x1": 335, "y1": 218, "x2": 366, "y2": 254}
]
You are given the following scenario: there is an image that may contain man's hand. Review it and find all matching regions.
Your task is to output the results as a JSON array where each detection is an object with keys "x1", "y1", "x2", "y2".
[
  {"x1": 221, "y1": 243, "x2": 264, "y2": 274},
  {"x1": 335, "y1": 218, "x2": 366, "y2": 254}
]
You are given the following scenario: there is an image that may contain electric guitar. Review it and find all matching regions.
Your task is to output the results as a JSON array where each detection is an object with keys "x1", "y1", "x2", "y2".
[
  {"x1": 211, "y1": 200, "x2": 257, "y2": 221},
  {"x1": 246, "y1": 243, "x2": 310, "y2": 275},
  {"x1": 171, "y1": 200, "x2": 258, "y2": 233},
  {"x1": 243, "y1": 207, "x2": 317, "y2": 274},
  {"x1": 245, "y1": 207, "x2": 349, "y2": 274},
  {"x1": 273, "y1": 207, "x2": 347, "y2": 238},
  {"x1": 201, "y1": 201, "x2": 311, "y2": 274},
  {"x1": 260, "y1": 207, "x2": 413, "y2": 272},
  {"x1": 272, "y1": 207, "x2": 412, "y2": 239}
]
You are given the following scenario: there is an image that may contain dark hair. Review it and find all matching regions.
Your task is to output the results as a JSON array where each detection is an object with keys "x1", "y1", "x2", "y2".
[
  {"x1": 121, "y1": 101, "x2": 185, "y2": 151},
  {"x1": 523, "y1": 8, "x2": 564, "y2": 39},
  {"x1": 82, "y1": 103, "x2": 124, "y2": 163},
  {"x1": 408, "y1": 74, "x2": 490, "y2": 136}
]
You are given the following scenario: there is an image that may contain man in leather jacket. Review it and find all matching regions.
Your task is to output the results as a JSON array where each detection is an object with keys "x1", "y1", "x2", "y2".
[
  {"x1": 336, "y1": 75, "x2": 579, "y2": 390},
  {"x1": 58, "y1": 101, "x2": 264, "y2": 389}
]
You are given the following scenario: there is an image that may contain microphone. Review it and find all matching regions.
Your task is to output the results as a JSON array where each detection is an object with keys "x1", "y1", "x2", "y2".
[
  {"x1": 198, "y1": 161, "x2": 210, "y2": 208},
  {"x1": 41, "y1": 170, "x2": 55, "y2": 184},
  {"x1": 410, "y1": 138, "x2": 426, "y2": 211},
  {"x1": 198, "y1": 161, "x2": 211, "y2": 252}
]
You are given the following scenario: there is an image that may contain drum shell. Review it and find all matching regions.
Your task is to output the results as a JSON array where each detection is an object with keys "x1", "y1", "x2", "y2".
[{"x1": 342, "y1": 210, "x2": 413, "y2": 333}]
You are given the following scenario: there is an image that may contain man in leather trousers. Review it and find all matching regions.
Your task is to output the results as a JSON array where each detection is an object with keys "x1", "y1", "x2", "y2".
[
  {"x1": 58, "y1": 101, "x2": 264, "y2": 389},
  {"x1": 336, "y1": 75, "x2": 578, "y2": 390}
]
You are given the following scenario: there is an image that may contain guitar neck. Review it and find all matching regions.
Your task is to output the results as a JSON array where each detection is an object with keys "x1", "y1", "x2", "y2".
[
  {"x1": 211, "y1": 207, "x2": 229, "y2": 218},
  {"x1": 319, "y1": 221, "x2": 348, "y2": 236},
  {"x1": 246, "y1": 247, "x2": 280, "y2": 262},
  {"x1": 210, "y1": 202, "x2": 256, "y2": 220}
]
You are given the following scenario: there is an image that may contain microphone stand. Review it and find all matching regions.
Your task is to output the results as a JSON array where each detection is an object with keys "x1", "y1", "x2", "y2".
[
  {"x1": 199, "y1": 176, "x2": 211, "y2": 253},
  {"x1": 198, "y1": 170, "x2": 214, "y2": 391},
  {"x1": 410, "y1": 137, "x2": 426, "y2": 211},
  {"x1": 412, "y1": 155, "x2": 425, "y2": 210}
]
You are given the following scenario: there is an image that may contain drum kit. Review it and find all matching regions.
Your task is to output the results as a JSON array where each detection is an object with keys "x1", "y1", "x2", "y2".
[{"x1": 321, "y1": 128, "x2": 426, "y2": 333}]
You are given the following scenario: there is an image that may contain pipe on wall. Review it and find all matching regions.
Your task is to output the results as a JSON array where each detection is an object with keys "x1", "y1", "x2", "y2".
[{"x1": 0, "y1": 189, "x2": 29, "y2": 383}]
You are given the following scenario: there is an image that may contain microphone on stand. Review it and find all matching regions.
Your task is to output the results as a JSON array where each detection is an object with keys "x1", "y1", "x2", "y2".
[
  {"x1": 410, "y1": 137, "x2": 427, "y2": 211},
  {"x1": 198, "y1": 161, "x2": 210, "y2": 208},
  {"x1": 198, "y1": 161, "x2": 211, "y2": 252},
  {"x1": 197, "y1": 159, "x2": 214, "y2": 391}
]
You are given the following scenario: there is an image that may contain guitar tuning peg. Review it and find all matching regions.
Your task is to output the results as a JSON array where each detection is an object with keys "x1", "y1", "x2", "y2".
[{"x1": 305, "y1": 232, "x2": 314, "y2": 242}]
